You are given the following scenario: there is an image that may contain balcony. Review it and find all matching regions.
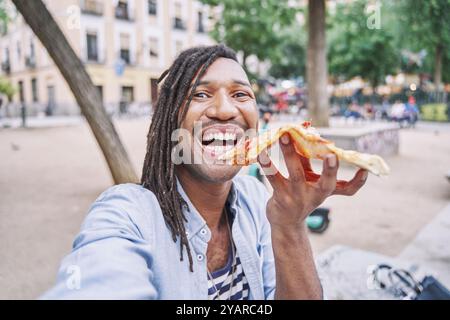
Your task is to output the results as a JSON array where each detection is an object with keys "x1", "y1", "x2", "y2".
[
  {"x1": 115, "y1": 6, "x2": 134, "y2": 21},
  {"x1": 173, "y1": 17, "x2": 186, "y2": 30},
  {"x1": 120, "y1": 49, "x2": 131, "y2": 65},
  {"x1": 1, "y1": 60, "x2": 10, "y2": 74},
  {"x1": 80, "y1": 0, "x2": 103, "y2": 16},
  {"x1": 25, "y1": 55, "x2": 36, "y2": 69}
]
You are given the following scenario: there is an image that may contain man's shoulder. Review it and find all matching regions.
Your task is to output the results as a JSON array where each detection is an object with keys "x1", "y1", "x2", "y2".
[
  {"x1": 95, "y1": 183, "x2": 159, "y2": 208},
  {"x1": 83, "y1": 183, "x2": 162, "y2": 234}
]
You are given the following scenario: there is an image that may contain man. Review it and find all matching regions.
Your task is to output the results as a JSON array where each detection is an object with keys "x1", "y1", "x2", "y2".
[{"x1": 42, "y1": 45, "x2": 367, "y2": 300}]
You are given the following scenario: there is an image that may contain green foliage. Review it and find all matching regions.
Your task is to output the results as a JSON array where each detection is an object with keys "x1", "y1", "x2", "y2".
[
  {"x1": 0, "y1": 77, "x2": 16, "y2": 99},
  {"x1": 268, "y1": 24, "x2": 306, "y2": 79},
  {"x1": 420, "y1": 103, "x2": 449, "y2": 122},
  {"x1": 0, "y1": 0, "x2": 10, "y2": 34},
  {"x1": 200, "y1": 0, "x2": 299, "y2": 74},
  {"x1": 327, "y1": 0, "x2": 398, "y2": 87},
  {"x1": 396, "y1": 0, "x2": 450, "y2": 83}
]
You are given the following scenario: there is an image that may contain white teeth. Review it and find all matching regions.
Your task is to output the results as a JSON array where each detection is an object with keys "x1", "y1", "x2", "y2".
[
  {"x1": 202, "y1": 131, "x2": 236, "y2": 142},
  {"x1": 203, "y1": 133, "x2": 214, "y2": 141}
]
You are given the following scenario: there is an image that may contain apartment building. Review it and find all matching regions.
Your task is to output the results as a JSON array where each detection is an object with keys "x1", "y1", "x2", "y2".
[{"x1": 0, "y1": 0, "x2": 214, "y2": 116}]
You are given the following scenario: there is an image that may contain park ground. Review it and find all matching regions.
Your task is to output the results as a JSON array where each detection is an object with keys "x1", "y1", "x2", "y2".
[{"x1": 0, "y1": 117, "x2": 449, "y2": 299}]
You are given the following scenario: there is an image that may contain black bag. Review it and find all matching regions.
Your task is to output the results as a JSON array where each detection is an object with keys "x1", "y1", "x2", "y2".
[{"x1": 371, "y1": 264, "x2": 450, "y2": 300}]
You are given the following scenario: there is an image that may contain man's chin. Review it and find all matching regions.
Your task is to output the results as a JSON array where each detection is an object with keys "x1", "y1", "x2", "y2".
[{"x1": 186, "y1": 163, "x2": 242, "y2": 184}]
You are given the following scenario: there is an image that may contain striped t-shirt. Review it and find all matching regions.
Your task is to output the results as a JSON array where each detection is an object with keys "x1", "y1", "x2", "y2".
[{"x1": 207, "y1": 243, "x2": 249, "y2": 300}]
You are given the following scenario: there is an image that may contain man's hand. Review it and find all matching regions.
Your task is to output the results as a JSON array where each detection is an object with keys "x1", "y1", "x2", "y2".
[
  {"x1": 257, "y1": 132, "x2": 368, "y2": 299},
  {"x1": 257, "y1": 133, "x2": 368, "y2": 230}
]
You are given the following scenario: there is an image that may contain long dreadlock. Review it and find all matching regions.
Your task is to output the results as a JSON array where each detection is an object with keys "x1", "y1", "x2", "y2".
[{"x1": 141, "y1": 44, "x2": 238, "y2": 272}]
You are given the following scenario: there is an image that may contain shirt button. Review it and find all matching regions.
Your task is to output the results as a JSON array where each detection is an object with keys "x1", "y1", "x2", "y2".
[
  {"x1": 197, "y1": 254, "x2": 204, "y2": 261},
  {"x1": 200, "y1": 229, "x2": 207, "y2": 236}
]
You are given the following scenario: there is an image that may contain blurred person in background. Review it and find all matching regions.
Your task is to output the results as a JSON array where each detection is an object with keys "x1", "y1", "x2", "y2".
[
  {"x1": 405, "y1": 96, "x2": 419, "y2": 127},
  {"x1": 344, "y1": 100, "x2": 364, "y2": 120},
  {"x1": 390, "y1": 100, "x2": 407, "y2": 122},
  {"x1": 363, "y1": 102, "x2": 374, "y2": 120}
]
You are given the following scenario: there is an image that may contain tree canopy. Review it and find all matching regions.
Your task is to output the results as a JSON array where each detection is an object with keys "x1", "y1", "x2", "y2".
[
  {"x1": 327, "y1": 0, "x2": 398, "y2": 87},
  {"x1": 395, "y1": 0, "x2": 450, "y2": 85},
  {"x1": 200, "y1": 0, "x2": 299, "y2": 74}
]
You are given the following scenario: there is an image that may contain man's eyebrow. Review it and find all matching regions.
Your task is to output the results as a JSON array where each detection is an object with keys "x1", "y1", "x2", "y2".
[
  {"x1": 192, "y1": 80, "x2": 251, "y2": 88},
  {"x1": 232, "y1": 80, "x2": 252, "y2": 87}
]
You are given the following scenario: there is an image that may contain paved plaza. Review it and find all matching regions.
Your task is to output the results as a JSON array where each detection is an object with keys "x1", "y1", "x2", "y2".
[{"x1": 0, "y1": 117, "x2": 449, "y2": 299}]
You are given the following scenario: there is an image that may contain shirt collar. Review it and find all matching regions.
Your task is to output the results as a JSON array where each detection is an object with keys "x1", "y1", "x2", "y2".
[{"x1": 176, "y1": 177, "x2": 240, "y2": 240}]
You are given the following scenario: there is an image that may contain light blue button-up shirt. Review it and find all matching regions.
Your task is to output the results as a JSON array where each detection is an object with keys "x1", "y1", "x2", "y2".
[{"x1": 41, "y1": 176, "x2": 276, "y2": 299}]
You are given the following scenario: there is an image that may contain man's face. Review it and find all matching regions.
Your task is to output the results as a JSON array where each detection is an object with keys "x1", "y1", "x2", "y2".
[{"x1": 178, "y1": 58, "x2": 258, "y2": 183}]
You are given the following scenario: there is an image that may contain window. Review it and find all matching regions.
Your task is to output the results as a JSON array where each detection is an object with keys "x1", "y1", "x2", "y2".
[
  {"x1": 2, "y1": 48, "x2": 10, "y2": 74},
  {"x1": 31, "y1": 78, "x2": 38, "y2": 102},
  {"x1": 82, "y1": 0, "x2": 103, "y2": 15},
  {"x1": 96, "y1": 85, "x2": 103, "y2": 102},
  {"x1": 18, "y1": 80, "x2": 24, "y2": 103},
  {"x1": 46, "y1": 85, "x2": 56, "y2": 116},
  {"x1": 120, "y1": 33, "x2": 131, "y2": 64},
  {"x1": 120, "y1": 49, "x2": 130, "y2": 64},
  {"x1": 148, "y1": 0, "x2": 157, "y2": 15},
  {"x1": 121, "y1": 86, "x2": 134, "y2": 103},
  {"x1": 115, "y1": 0, "x2": 130, "y2": 20},
  {"x1": 86, "y1": 32, "x2": 98, "y2": 61},
  {"x1": 173, "y1": 3, "x2": 185, "y2": 30},
  {"x1": 197, "y1": 11, "x2": 204, "y2": 33},
  {"x1": 30, "y1": 40, "x2": 35, "y2": 59},
  {"x1": 25, "y1": 40, "x2": 36, "y2": 68},
  {"x1": 4, "y1": 48, "x2": 9, "y2": 62},
  {"x1": 17, "y1": 42, "x2": 21, "y2": 60},
  {"x1": 149, "y1": 37, "x2": 158, "y2": 58}
]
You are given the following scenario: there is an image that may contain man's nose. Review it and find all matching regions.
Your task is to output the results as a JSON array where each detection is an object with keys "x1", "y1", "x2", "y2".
[{"x1": 205, "y1": 91, "x2": 239, "y2": 120}]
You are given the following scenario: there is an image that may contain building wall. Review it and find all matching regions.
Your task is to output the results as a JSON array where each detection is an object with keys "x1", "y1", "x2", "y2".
[{"x1": 0, "y1": 0, "x2": 214, "y2": 117}]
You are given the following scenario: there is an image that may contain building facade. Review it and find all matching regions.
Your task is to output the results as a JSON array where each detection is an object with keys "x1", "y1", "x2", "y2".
[{"x1": 0, "y1": 0, "x2": 214, "y2": 117}]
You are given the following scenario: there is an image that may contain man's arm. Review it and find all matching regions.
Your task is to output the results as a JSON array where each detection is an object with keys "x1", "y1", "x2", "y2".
[
  {"x1": 41, "y1": 186, "x2": 158, "y2": 299},
  {"x1": 271, "y1": 224, "x2": 322, "y2": 299},
  {"x1": 258, "y1": 133, "x2": 368, "y2": 300}
]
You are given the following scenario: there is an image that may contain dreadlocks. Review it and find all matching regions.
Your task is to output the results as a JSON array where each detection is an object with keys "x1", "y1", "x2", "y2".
[{"x1": 141, "y1": 44, "x2": 238, "y2": 272}]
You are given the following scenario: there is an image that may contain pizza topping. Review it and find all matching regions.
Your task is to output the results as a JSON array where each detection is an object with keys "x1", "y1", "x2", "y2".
[{"x1": 302, "y1": 121, "x2": 311, "y2": 129}]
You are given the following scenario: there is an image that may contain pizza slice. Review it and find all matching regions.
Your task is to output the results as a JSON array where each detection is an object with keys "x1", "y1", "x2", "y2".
[{"x1": 218, "y1": 121, "x2": 390, "y2": 176}]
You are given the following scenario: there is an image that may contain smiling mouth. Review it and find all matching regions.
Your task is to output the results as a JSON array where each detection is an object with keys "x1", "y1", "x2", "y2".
[{"x1": 199, "y1": 128, "x2": 242, "y2": 157}]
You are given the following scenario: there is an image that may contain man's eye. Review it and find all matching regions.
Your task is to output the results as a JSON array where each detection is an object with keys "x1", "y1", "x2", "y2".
[
  {"x1": 194, "y1": 92, "x2": 209, "y2": 98},
  {"x1": 233, "y1": 92, "x2": 249, "y2": 98}
]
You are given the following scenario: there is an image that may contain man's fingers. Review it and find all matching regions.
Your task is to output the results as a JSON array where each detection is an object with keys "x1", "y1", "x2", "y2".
[
  {"x1": 299, "y1": 154, "x2": 314, "y2": 172},
  {"x1": 280, "y1": 133, "x2": 306, "y2": 183},
  {"x1": 318, "y1": 154, "x2": 338, "y2": 195},
  {"x1": 333, "y1": 169, "x2": 368, "y2": 196},
  {"x1": 257, "y1": 150, "x2": 284, "y2": 188}
]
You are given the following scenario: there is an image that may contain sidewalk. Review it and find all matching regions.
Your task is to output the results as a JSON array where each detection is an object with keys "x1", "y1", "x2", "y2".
[
  {"x1": 0, "y1": 116, "x2": 84, "y2": 129},
  {"x1": 317, "y1": 202, "x2": 450, "y2": 299},
  {"x1": 398, "y1": 203, "x2": 450, "y2": 286},
  {"x1": 1, "y1": 117, "x2": 449, "y2": 298}
]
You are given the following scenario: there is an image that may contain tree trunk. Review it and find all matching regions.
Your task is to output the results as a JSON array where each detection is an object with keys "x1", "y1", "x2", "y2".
[
  {"x1": 307, "y1": 0, "x2": 329, "y2": 127},
  {"x1": 434, "y1": 44, "x2": 443, "y2": 91},
  {"x1": 12, "y1": 0, "x2": 138, "y2": 184}
]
